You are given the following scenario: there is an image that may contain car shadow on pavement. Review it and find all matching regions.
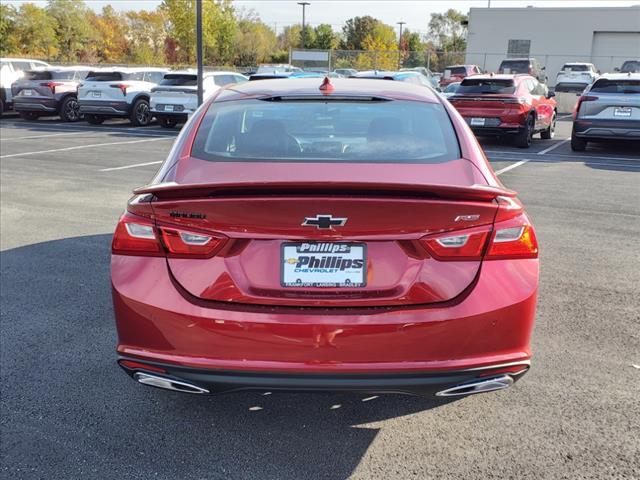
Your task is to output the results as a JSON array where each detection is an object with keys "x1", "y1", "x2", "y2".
[{"x1": 1, "y1": 234, "x2": 456, "y2": 479}]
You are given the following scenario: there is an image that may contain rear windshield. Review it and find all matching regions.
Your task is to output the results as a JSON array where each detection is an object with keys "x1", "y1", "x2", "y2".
[
  {"x1": 447, "y1": 67, "x2": 467, "y2": 75},
  {"x1": 590, "y1": 79, "x2": 640, "y2": 94},
  {"x1": 24, "y1": 71, "x2": 53, "y2": 80},
  {"x1": 192, "y1": 99, "x2": 460, "y2": 163},
  {"x1": 160, "y1": 74, "x2": 197, "y2": 86},
  {"x1": 621, "y1": 61, "x2": 640, "y2": 72},
  {"x1": 499, "y1": 61, "x2": 529, "y2": 73},
  {"x1": 85, "y1": 71, "x2": 124, "y2": 82},
  {"x1": 562, "y1": 64, "x2": 589, "y2": 72},
  {"x1": 444, "y1": 83, "x2": 460, "y2": 93},
  {"x1": 456, "y1": 79, "x2": 516, "y2": 94}
]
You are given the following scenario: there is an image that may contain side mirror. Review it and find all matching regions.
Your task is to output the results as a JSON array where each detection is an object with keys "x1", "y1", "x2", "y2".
[
  {"x1": 597, "y1": 70, "x2": 601, "y2": 75},
  {"x1": 546, "y1": 91, "x2": 556, "y2": 98},
  {"x1": 614, "y1": 67, "x2": 620, "y2": 72},
  {"x1": 541, "y1": 66, "x2": 546, "y2": 70}
]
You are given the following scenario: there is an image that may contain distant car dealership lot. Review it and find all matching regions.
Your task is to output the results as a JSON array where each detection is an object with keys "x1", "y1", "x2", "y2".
[{"x1": 1, "y1": 114, "x2": 638, "y2": 479}]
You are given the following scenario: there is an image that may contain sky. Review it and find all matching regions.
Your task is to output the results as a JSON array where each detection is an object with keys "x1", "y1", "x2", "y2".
[{"x1": 5, "y1": 0, "x2": 640, "y2": 36}]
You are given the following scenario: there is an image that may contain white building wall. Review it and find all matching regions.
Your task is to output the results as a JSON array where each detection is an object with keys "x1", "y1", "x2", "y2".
[{"x1": 465, "y1": 6, "x2": 640, "y2": 84}]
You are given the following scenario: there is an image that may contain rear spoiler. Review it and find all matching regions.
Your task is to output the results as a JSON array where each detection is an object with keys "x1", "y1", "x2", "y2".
[{"x1": 134, "y1": 182, "x2": 517, "y2": 201}]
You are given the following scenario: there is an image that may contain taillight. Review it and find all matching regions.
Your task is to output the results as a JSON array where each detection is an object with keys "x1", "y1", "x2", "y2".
[
  {"x1": 40, "y1": 81, "x2": 64, "y2": 94},
  {"x1": 112, "y1": 212, "x2": 163, "y2": 256},
  {"x1": 486, "y1": 213, "x2": 538, "y2": 259},
  {"x1": 503, "y1": 97, "x2": 528, "y2": 105},
  {"x1": 420, "y1": 210, "x2": 538, "y2": 261},
  {"x1": 110, "y1": 83, "x2": 128, "y2": 96},
  {"x1": 112, "y1": 211, "x2": 227, "y2": 258},
  {"x1": 421, "y1": 225, "x2": 492, "y2": 261},
  {"x1": 573, "y1": 95, "x2": 598, "y2": 119},
  {"x1": 159, "y1": 227, "x2": 226, "y2": 258}
]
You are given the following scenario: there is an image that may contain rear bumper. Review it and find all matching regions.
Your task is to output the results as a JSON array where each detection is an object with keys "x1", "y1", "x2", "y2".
[
  {"x1": 13, "y1": 97, "x2": 58, "y2": 113},
  {"x1": 470, "y1": 125, "x2": 523, "y2": 136},
  {"x1": 79, "y1": 100, "x2": 130, "y2": 116},
  {"x1": 112, "y1": 256, "x2": 538, "y2": 382},
  {"x1": 118, "y1": 357, "x2": 530, "y2": 396},
  {"x1": 153, "y1": 111, "x2": 189, "y2": 122},
  {"x1": 573, "y1": 119, "x2": 640, "y2": 140}
]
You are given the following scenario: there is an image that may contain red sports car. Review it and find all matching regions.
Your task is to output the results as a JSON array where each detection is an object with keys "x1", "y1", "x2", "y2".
[{"x1": 112, "y1": 77, "x2": 539, "y2": 397}]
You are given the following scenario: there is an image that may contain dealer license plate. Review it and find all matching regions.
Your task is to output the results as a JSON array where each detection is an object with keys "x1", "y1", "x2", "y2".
[
  {"x1": 614, "y1": 107, "x2": 632, "y2": 118},
  {"x1": 22, "y1": 89, "x2": 34, "y2": 96},
  {"x1": 470, "y1": 117, "x2": 486, "y2": 126},
  {"x1": 91, "y1": 91, "x2": 101, "y2": 98},
  {"x1": 165, "y1": 105, "x2": 174, "y2": 112},
  {"x1": 281, "y1": 242, "x2": 366, "y2": 288}
]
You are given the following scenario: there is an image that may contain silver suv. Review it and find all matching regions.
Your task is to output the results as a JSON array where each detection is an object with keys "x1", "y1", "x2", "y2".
[{"x1": 571, "y1": 73, "x2": 640, "y2": 151}]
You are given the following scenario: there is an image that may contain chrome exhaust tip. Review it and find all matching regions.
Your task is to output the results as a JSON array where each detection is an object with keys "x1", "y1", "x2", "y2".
[
  {"x1": 435, "y1": 375, "x2": 514, "y2": 397},
  {"x1": 133, "y1": 372, "x2": 209, "y2": 394}
]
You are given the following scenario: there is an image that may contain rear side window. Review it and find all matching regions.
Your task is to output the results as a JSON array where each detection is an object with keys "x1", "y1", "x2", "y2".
[
  {"x1": 11, "y1": 61, "x2": 32, "y2": 72},
  {"x1": 499, "y1": 61, "x2": 529, "y2": 73},
  {"x1": 160, "y1": 74, "x2": 197, "y2": 86},
  {"x1": 213, "y1": 75, "x2": 237, "y2": 86},
  {"x1": 144, "y1": 71, "x2": 165, "y2": 84},
  {"x1": 621, "y1": 61, "x2": 640, "y2": 72},
  {"x1": 590, "y1": 79, "x2": 640, "y2": 94},
  {"x1": 85, "y1": 71, "x2": 123, "y2": 82},
  {"x1": 191, "y1": 99, "x2": 460, "y2": 164},
  {"x1": 24, "y1": 70, "x2": 52, "y2": 80},
  {"x1": 457, "y1": 79, "x2": 516, "y2": 94}
]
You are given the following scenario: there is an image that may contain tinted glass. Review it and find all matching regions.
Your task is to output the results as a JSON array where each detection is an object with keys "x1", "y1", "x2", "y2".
[
  {"x1": 145, "y1": 71, "x2": 165, "y2": 83},
  {"x1": 85, "y1": 71, "x2": 123, "y2": 81},
  {"x1": 444, "y1": 83, "x2": 459, "y2": 93},
  {"x1": 457, "y1": 79, "x2": 516, "y2": 94},
  {"x1": 192, "y1": 99, "x2": 460, "y2": 164},
  {"x1": 621, "y1": 61, "x2": 640, "y2": 72},
  {"x1": 448, "y1": 67, "x2": 467, "y2": 75},
  {"x1": 24, "y1": 70, "x2": 52, "y2": 80},
  {"x1": 499, "y1": 60, "x2": 530, "y2": 73},
  {"x1": 11, "y1": 61, "x2": 32, "y2": 71},
  {"x1": 590, "y1": 79, "x2": 640, "y2": 94},
  {"x1": 161, "y1": 74, "x2": 197, "y2": 86},
  {"x1": 51, "y1": 71, "x2": 77, "y2": 80},
  {"x1": 562, "y1": 64, "x2": 589, "y2": 72}
]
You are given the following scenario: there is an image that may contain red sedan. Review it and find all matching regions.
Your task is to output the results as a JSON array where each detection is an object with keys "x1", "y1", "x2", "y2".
[
  {"x1": 448, "y1": 74, "x2": 557, "y2": 148},
  {"x1": 112, "y1": 77, "x2": 539, "y2": 397}
]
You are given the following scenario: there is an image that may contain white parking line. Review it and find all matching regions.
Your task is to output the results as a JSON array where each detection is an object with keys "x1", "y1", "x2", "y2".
[
  {"x1": 537, "y1": 138, "x2": 571, "y2": 155},
  {"x1": 2, "y1": 131, "x2": 89, "y2": 141},
  {"x1": 494, "y1": 159, "x2": 533, "y2": 175},
  {"x1": 1, "y1": 127, "x2": 176, "y2": 140},
  {"x1": 557, "y1": 113, "x2": 573, "y2": 119},
  {"x1": 99, "y1": 161, "x2": 163, "y2": 172},
  {"x1": 0, "y1": 137, "x2": 172, "y2": 159},
  {"x1": 485, "y1": 150, "x2": 640, "y2": 163},
  {"x1": 1, "y1": 122, "x2": 175, "y2": 135}
]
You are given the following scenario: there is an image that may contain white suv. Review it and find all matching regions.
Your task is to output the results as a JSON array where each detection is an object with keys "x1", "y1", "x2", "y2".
[
  {"x1": 151, "y1": 70, "x2": 248, "y2": 128},
  {"x1": 1, "y1": 57, "x2": 49, "y2": 114},
  {"x1": 555, "y1": 63, "x2": 599, "y2": 93},
  {"x1": 78, "y1": 67, "x2": 167, "y2": 126}
]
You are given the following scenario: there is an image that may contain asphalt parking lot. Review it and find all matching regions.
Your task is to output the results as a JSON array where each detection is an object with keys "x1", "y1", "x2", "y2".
[{"x1": 1, "y1": 114, "x2": 639, "y2": 479}]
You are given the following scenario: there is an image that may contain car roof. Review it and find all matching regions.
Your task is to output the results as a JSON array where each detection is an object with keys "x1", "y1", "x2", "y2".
[
  {"x1": 0, "y1": 57, "x2": 49, "y2": 63},
  {"x1": 462, "y1": 74, "x2": 529, "y2": 81},
  {"x1": 596, "y1": 72, "x2": 640, "y2": 80},
  {"x1": 218, "y1": 77, "x2": 441, "y2": 103},
  {"x1": 562, "y1": 62, "x2": 594, "y2": 66}
]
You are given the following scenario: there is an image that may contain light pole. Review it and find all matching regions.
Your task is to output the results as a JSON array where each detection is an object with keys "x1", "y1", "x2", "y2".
[
  {"x1": 397, "y1": 21, "x2": 406, "y2": 69},
  {"x1": 298, "y1": 2, "x2": 310, "y2": 49},
  {"x1": 196, "y1": 0, "x2": 203, "y2": 107}
]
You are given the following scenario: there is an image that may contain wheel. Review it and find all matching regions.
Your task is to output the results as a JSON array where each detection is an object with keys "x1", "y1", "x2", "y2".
[
  {"x1": 158, "y1": 116, "x2": 178, "y2": 129},
  {"x1": 19, "y1": 112, "x2": 39, "y2": 121},
  {"x1": 514, "y1": 114, "x2": 534, "y2": 148},
  {"x1": 59, "y1": 96, "x2": 81, "y2": 122},
  {"x1": 130, "y1": 98, "x2": 151, "y2": 126},
  {"x1": 571, "y1": 130, "x2": 587, "y2": 151},
  {"x1": 540, "y1": 112, "x2": 556, "y2": 139},
  {"x1": 85, "y1": 114, "x2": 105, "y2": 125}
]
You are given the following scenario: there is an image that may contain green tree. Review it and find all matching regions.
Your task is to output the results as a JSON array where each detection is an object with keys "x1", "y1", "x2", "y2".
[
  {"x1": 12, "y1": 3, "x2": 58, "y2": 59},
  {"x1": 401, "y1": 30, "x2": 426, "y2": 68},
  {"x1": 90, "y1": 5, "x2": 128, "y2": 63},
  {"x1": 46, "y1": 0, "x2": 96, "y2": 61},
  {"x1": 125, "y1": 10, "x2": 167, "y2": 65},
  {"x1": 161, "y1": 0, "x2": 236, "y2": 65},
  {"x1": 278, "y1": 24, "x2": 302, "y2": 51},
  {"x1": 0, "y1": 4, "x2": 18, "y2": 56},
  {"x1": 311, "y1": 24, "x2": 338, "y2": 50},
  {"x1": 234, "y1": 11, "x2": 277, "y2": 66},
  {"x1": 341, "y1": 16, "x2": 380, "y2": 50},
  {"x1": 428, "y1": 9, "x2": 467, "y2": 53}
]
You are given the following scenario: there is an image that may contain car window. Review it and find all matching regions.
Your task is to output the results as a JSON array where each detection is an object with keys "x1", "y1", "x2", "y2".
[
  {"x1": 73, "y1": 70, "x2": 90, "y2": 81},
  {"x1": 192, "y1": 99, "x2": 461, "y2": 164},
  {"x1": 562, "y1": 64, "x2": 589, "y2": 72},
  {"x1": 84, "y1": 71, "x2": 124, "y2": 82},
  {"x1": 590, "y1": 79, "x2": 640, "y2": 94},
  {"x1": 499, "y1": 60, "x2": 530, "y2": 73},
  {"x1": 213, "y1": 75, "x2": 235, "y2": 86},
  {"x1": 233, "y1": 75, "x2": 248, "y2": 84},
  {"x1": 448, "y1": 67, "x2": 467, "y2": 75},
  {"x1": 51, "y1": 70, "x2": 77, "y2": 80},
  {"x1": 144, "y1": 71, "x2": 165, "y2": 84},
  {"x1": 24, "y1": 70, "x2": 52, "y2": 80},
  {"x1": 160, "y1": 74, "x2": 197, "y2": 86},
  {"x1": 620, "y1": 61, "x2": 640, "y2": 72},
  {"x1": 457, "y1": 78, "x2": 516, "y2": 94},
  {"x1": 11, "y1": 61, "x2": 32, "y2": 72}
]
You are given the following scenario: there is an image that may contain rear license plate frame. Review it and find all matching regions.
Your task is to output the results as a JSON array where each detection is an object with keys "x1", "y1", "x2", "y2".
[
  {"x1": 281, "y1": 242, "x2": 367, "y2": 288},
  {"x1": 613, "y1": 107, "x2": 632, "y2": 118}
]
